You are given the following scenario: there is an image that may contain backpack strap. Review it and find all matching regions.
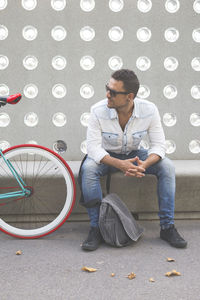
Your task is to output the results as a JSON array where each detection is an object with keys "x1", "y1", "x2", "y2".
[
  {"x1": 78, "y1": 154, "x2": 88, "y2": 206},
  {"x1": 106, "y1": 170, "x2": 111, "y2": 195}
]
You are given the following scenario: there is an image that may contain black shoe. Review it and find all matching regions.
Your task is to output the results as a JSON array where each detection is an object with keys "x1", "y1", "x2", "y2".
[
  {"x1": 160, "y1": 225, "x2": 187, "y2": 248},
  {"x1": 82, "y1": 227, "x2": 103, "y2": 251}
]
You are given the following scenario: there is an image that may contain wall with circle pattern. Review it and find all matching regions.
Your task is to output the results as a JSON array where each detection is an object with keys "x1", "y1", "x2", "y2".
[{"x1": 0, "y1": 0, "x2": 200, "y2": 159}]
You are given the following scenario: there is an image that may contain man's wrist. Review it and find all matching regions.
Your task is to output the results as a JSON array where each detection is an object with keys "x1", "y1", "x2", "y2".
[
  {"x1": 140, "y1": 160, "x2": 148, "y2": 169},
  {"x1": 142, "y1": 154, "x2": 161, "y2": 169},
  {"x1": 101, "y1": 155, "x2": 122, "y2": 169}
]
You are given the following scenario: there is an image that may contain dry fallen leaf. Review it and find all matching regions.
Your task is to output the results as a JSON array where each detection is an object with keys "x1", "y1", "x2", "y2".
[
  {"x1": 165, "y1": 269, "x2": 181, "y2": 277},
  {"x1": 16, "y1": 250, "x2": 22, "y2": 255},
  {"x1": 149, "y1": 278, "x2": 155, "y2": 282},
  {"x1": 126, "y1": 272, "x2": 136, "y2": 280},
  {"x1": 110, "y1": 273, "x2": 115, "y2": 277},
  {"x1": 167, "y1": 257, "x2": 175, "y2": 262},
  {"x1": 81, "y1": 266, "x2": 97, "y2": 272}
]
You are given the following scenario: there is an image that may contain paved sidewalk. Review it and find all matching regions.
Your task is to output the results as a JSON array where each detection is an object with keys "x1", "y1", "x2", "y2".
[{"x1": 0, "y1": 220, "x2": 199, "y2": 300}]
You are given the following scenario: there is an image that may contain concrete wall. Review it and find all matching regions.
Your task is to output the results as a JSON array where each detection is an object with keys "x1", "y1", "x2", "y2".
[{"x1": 0, "y1": 0, "x2": 200, "y2": 160}]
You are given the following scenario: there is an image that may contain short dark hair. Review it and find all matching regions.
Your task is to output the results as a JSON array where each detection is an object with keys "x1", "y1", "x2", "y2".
[{"x1": 111, "y1": 69, "x2": 140, "y2": 98}]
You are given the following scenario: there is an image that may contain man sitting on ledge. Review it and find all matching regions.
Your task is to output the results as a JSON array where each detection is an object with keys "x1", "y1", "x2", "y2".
[{"x1": 80, "y1": 69, "x2": 187, "y2": 251}]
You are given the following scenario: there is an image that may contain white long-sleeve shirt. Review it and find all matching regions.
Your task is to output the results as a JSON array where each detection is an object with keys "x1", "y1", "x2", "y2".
[{"x1": 87, "y1": 97, "x2": 166, "y2": 164}]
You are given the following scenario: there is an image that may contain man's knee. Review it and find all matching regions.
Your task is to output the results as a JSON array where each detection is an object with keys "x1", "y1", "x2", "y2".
[
  {"x1": 158, "y1": 157, "x2": 175, "y2": 176},
  {"x1": 81, "y1": 157, "x2": 100, "y2": 176}
]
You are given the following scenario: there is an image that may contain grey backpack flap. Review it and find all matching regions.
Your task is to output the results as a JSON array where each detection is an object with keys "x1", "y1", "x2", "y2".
[{"x1": 99, "y1": 193, "x2": 144, "y2": 247}]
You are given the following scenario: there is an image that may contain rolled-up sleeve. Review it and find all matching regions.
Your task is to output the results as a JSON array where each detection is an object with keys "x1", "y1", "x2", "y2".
[
  {"x1": 87, "y1": 110, "x2": 109, "y2": 164},
  {"x1": 148, "y1": 106, "x2": 166, "y2": 159}
]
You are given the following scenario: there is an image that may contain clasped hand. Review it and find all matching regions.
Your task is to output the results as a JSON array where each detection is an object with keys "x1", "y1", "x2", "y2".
[{"x1": 120, "y1": 157, "x2": 146, "y2": 178}]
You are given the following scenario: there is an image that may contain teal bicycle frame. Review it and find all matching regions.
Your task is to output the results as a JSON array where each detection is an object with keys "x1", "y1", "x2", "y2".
[{"x1": 0, "y1": 149, "x2": 31, "y2": 200}]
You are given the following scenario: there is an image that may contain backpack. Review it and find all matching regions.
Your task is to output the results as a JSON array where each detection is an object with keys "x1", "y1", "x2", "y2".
[{"x1": 99, "y1": 193, "x2": 144, "y2": 247}]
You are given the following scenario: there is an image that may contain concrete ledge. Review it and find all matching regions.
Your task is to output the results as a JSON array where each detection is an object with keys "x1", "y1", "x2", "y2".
[
  {"x1": 1, "y1": 160, "x2": 200, "y2": 220},
  {"x1": 68, "y1": 160, "x2": 200, "y2": 219}
]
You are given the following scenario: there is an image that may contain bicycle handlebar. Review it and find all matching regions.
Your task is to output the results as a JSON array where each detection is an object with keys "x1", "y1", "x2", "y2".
[{"x1": 0, "y1": 93, "x2": 22, "y2": 107}]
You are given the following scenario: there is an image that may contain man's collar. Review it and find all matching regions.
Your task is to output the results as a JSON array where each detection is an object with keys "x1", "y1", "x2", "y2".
[
  {"x1": 109, "y1": 108, "x2": 117, "y2": 119},
  {"x1": 109, "y1": 97, "x2": 139, "y2": 119},
  {"x1": 133, "y1": 98, "x2": 139, "y2": 118}
]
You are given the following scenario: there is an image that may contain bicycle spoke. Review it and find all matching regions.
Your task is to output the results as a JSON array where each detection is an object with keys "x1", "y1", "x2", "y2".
[
  {"x1": 11, "y1": 159, "x2": 24, "y2": 179},
  {"x1": 19, "y1": 154, "x2": 25, "y2": 179},
  {"x1": 0, "y1": 163, "x2": 13, "y2": 178}
]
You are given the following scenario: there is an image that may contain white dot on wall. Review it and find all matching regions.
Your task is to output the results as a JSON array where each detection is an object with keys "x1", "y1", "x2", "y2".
[
  {"x1": 23, "y1": 84, "x2": 38, "y2": 99},
  {"x1": 23, "y1": 55, "x2": 38, "y2": 70},
  {"x1": 52, "y1": 84, "x2": 67, "y2": 98},
  {"x1": 164, "y1": 27, "x2": 179, "y2": 42},
  {"x1": 164, "y1": 57, "x2": 178, "y2": 71},
  {"x1": 163, "y1": 113, "x2": 177, "y2": 126},
  {"x1": 0, "y1": 113, "x2": 10, "y2": 127},
  {"x1": 22, "y1": 25, "x2": 38, "y2": 41},
  {"x1": 165, "y1": 140, "x2": 176, "y2": 154},
  {"x1": 190, "y1": 113, "x2": 200, "y2": 126},
  {"x1": 137, "y1": 0, "x2": 152, "y2": 13},
  {"x1": 0, "y1": 140, "x2": 10, "y2": 150},
  {"x1": 137, "y1": 85, "x2": 150, "y2": 98},
  {"x1": 80, "y1": 140, "x2": 87, "y2": 154},
  {"x1": 80, "y1": 26, "x2": 95, "y2": 41},
  {"x1": 0, "y1": 0, "x2": 7, "y2": 10},
  {"x1": 108, "y1": 26, "x2": 123, "y2": 41},
  {"x1": 80, "y1": 112, "x2": 91, "y2": 127},
  {"x1": 80, "y1": 0, "x2": 95, "y2": 12},
  {"x1": 189, "y1": 140, "x2": 200, "y2": 153},
  {"x1": 137, "y1": 27, "x2": 151, "y2": 42},
  {"x1": 139, "y1": 140, "x2": 149, "y2": 149},
  {"x1": 0, "y1": 84, "x2": 9, "y2": 96},
  {"x1": 193, "y1": 0, "x2": 200, "y2": 13},
  {"x1": 136, "y1": 56, "x2": 151, "y2": 71},
  {"x1": 51, "y1": 0, "x2": 66, "y2": 11},
  {"x1": 0, "y1": 25, "x2": 8, "y2": 40},
  {"x1": 192, "y1": 28, "x2": 200, "y2": 43},
  {"x1": 165, "y1": 0, "x2": 180, "y2": 13},
  {"x1": 52, "y1": 112, "x2": 67, "y2": 127},
  {"x1": 0, "y1": 55, "x2": 9, "y2": 70},
  {"x1": 21, "y1": 0, "x2": 37, "y2": 10},
  {"x1": 191, "y1": 85, "x2": 200, "y2": 99},
  {"x1": 163, "y1": 85, "x2": 177, "y2": 99},
  {"x1": 109, "y1": 0, "x2": 124, "y2": 12},
  {"x1": 191, "y1": 57, "x2": 200, "y2": 71},
  {"x1": 24, "y1": 112, "x2": 39, "y2": 127},
  {"x1": 108, "y1": 56, "x2": 123, "y2": 70},
  {"x1": 51, "y1": 26, "x2": 67, "y2": 41},
  {"x1": 80, "y1": 56, "x2": 95, "y2": 70},
  {"x1": 80, "y1": 84, "x2": 94, "y2": 99},
  {"x1": 52, "y1": 56, "x2": 67, "y2": 70}
]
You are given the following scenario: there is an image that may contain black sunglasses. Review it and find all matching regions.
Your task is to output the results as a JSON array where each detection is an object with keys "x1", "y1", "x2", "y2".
[{"x1": 105, "y1": 83, "x2": 129, "y2": 97}]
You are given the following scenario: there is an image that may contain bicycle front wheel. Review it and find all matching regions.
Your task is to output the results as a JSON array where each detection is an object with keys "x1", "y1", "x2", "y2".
[{"x1": 0, "y1": 144, "x2": 76, "y2": 238}]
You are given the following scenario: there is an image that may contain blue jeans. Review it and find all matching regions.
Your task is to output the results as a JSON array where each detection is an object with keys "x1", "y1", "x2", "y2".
[{"x1": 80, "y1": 149, "x2": 175, "y2": 229}]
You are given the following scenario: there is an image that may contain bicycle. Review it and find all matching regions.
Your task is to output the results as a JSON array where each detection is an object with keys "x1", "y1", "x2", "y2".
[{"x1": 0, "y1": 94, "x2": 76, "y2": 239}]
